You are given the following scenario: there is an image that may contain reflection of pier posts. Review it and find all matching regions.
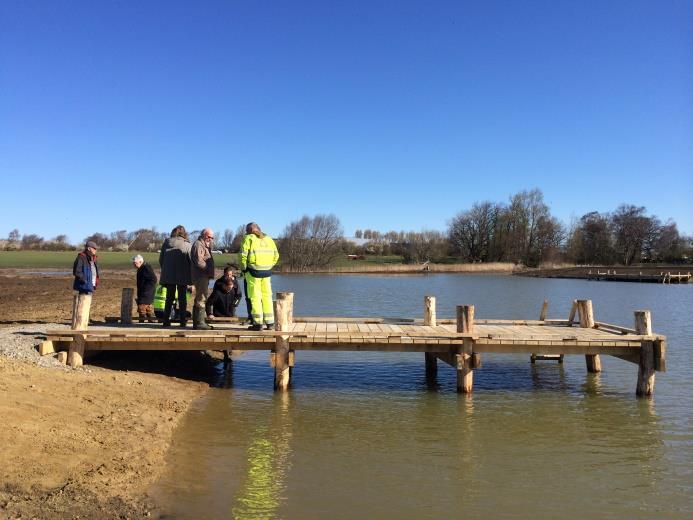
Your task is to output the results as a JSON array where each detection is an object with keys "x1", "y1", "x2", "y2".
[
  {"x1": 423, "y1": 296, "x2": 437, "y2": 379},
  {"x1": 273, "y1": 293, "x2": 293, "y2": 391},
  {"x1": 456, "y1": 305, "x2": 475, "y2": 393},
  {"x1": 635, "y1": 310, "x2": 655, "y2": 397},
  {"x1": 578, "y1": 300, "x2": 602, "y2": 373}
]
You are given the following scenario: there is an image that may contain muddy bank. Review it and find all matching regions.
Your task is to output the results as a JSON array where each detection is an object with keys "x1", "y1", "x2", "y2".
[{"x1": 0, "y1": 271, "x2": 218, "y2": 519}]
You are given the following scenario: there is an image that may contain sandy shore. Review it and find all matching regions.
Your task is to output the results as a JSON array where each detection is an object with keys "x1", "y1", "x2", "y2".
[{"x1": 0, "y1": 272, "x2": 215, "y2": 518}]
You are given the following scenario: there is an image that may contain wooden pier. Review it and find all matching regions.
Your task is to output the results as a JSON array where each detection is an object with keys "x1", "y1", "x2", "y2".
[
  {"x1": 42, "y1": 294, "x2": 666, "y2": 397},
  {"x1": 587, "y1": 269, "x2": 691, "y2": 284}
]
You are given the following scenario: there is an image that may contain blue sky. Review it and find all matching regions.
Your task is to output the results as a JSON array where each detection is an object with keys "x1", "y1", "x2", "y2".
[{"x1": 1, "y1": 0, "x2": 691, "y2": 243}]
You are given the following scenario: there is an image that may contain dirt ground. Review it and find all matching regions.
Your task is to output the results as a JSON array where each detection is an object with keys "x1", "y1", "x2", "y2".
[
  {"x1": 0, "y1": 271, "x2": 215, "y2": 519},
  {"x1": 0, "y1": 269, "x2": 136, "y2": 326}
]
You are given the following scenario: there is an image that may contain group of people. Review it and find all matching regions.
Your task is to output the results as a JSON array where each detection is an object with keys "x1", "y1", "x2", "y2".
[{"x1": 72, "y1": 222, "x2": 279, "y2": 331}]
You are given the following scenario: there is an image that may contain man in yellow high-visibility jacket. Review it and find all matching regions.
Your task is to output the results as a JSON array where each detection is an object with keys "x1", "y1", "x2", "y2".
[{"x1": 239, "y1": 222, "x2": 280, "y2": 330}]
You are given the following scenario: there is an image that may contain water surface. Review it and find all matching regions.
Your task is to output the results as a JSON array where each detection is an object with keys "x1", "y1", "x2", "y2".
[{"x1": 153, "y1": 274, "x2": 693, "y2": 519}]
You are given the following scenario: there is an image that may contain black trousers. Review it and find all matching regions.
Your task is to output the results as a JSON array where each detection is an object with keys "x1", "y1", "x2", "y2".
[{"x1": 163, "y1": 284, "x2": 187, "y2": 322}]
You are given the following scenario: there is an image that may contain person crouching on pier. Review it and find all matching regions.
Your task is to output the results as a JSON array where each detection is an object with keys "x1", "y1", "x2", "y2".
[
  {"x1": 159, "y1": 225, "x2": 192, "y2": 328},
  {"x1": 132, "y1": 254, "x2": 157, "y2": 323},
  {"x1": 206, "y1": 266, "x2": 242, "y2": 320},
  {"x1": 191, "y1": 228, "x2": 215, "y2": 330},
  {"x1": 239, "y1": 222, "x2": 279, "y2": 331}
]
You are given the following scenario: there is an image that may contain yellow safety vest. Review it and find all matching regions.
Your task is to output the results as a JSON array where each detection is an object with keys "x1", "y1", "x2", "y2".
[{"x1": 239, "y1": 234, "x2": 279, "y2": 273}]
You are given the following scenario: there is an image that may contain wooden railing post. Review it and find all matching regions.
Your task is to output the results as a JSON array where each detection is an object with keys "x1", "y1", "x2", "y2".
[
  {"x1": 578, "y1": 299, "x2": 602, "y2": 373},
  {"x1": 273, "y1": 292, "x2": 293, "y2": 391},
  {"x1": 635, "y1": 310, "x2": 655, "y2": 397},
  {"x1": 121, "y1": 288, "x2": 134, "y2": 325},
  {"x1": 71, "y1": 293, "x2": 91, "y2": 331},
  {"x1": 456, "y1": 305, "x2": 475, "y2": 393},
  {"x1": 424, "y1": 296, "x2": 437, "y2": 377}
]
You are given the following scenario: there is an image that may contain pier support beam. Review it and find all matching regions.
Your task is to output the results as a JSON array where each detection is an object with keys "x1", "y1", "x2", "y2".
[
  {"x1": 635, "y1": 310, "x2": 655, "y2": 397},
  {"x1": 68, "y1": 334, "x2": 85, "y2": 368},
  {"x1": 424, "y1": 296, "x2": 437, "y2": 378},
  {"x1": 273, "y1": 292, "x2": 293, "y2": 391},
  {"x1": 578, "y1": 300, "x2": 602, "y2": 373},
  {"x1": 456, "y1": 305, "x2": 475, "y2": 394}
]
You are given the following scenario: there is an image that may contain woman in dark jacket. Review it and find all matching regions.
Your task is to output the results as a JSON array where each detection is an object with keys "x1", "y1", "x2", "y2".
[
  {"x1": 206, "y1": 268, "x2": 242, "y2": 318},
  {"x1": 159, "y1": 225, "x2": 192, "y2": 327}
]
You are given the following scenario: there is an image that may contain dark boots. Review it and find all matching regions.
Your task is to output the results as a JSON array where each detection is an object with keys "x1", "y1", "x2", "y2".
[{"x1": 193, "y1": 307, "x2": 211, "y2": 330}]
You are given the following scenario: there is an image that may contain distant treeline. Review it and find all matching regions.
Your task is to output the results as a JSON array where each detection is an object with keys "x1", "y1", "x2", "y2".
[{"x1": 3, "y1": 189, "x2": 691, "y2": 269}]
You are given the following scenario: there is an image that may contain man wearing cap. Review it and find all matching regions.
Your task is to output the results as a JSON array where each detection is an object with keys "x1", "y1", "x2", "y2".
[{"x1": 73, "y1": 241, "x2": 100, "y2": 294}]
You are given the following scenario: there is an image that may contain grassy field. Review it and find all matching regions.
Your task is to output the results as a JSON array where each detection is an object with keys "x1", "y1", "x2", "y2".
[{"x1": 0, "y1": 251, "x2": 238, "y2": 270}]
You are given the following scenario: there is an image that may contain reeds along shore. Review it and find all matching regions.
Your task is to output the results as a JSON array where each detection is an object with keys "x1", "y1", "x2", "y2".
[{"x1": 280, "y1": 262, "x2": 518, "y2": 274}]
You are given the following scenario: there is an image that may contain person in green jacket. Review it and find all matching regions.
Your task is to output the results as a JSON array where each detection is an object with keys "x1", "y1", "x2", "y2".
[{"x1": 239, "y1": 222, "x2": 279, "y2": 331}]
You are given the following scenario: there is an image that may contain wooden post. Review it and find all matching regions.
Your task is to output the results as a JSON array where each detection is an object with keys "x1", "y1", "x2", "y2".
[
  {"x1": 456, "y1": 305, "x2": 475, "y2": 393},
  {"x1": 567, "y1": 300, "x2": 578, "y2": 326},
  {"x1": 457, "y1": 305, "x2": 474, "y2": 333},
  {"x1": 424, "y1": 296, "x2": 437, "y2": 377},
  {"x1": 424, "y1": 296, "x2": 436, "y2": 327},
  {"x1": 68, "y1": 334, "x2": 85, "y2": 368},
  {"x1": 277, "y1": 292, "x2": 294, "y2": 324},
  {"x1": 635, "y1": 310, "x2": 655, "y2": 397},
  {"x1": 578, "y1": 299, "x2": 601, "y2": 373},
  {"x1": 273, "y1": 292, "x2": 293, "y2": 391},
  {"x1": 71, "y1": 292, "x2": 92, "y2": 330},
  {"x1": 121, "y1": 288, "x2": 134, "y2": 325},
  {"x1": 531, "y1": 299, "x2": 549, "y2": 363},
  {"x1": 539, "y1": 299, "x2": 549, "y2": 321}
]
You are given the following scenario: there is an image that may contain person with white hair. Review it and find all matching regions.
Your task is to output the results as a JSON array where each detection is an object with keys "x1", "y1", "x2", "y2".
[
  {"x1": 132, "y1": 254, "x2": 157, "y2": 323},
  {"x1": 190, "y1": 228, "x2": 215, "y2": 329}
]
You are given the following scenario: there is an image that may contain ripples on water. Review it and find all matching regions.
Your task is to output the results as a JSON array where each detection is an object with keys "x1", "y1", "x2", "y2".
[{"x1": 153, "y1": 275, "x2": 692, "y2": 519}]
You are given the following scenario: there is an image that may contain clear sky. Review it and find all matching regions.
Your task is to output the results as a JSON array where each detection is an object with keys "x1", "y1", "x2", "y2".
[{"x1": 1, "y1": 0, "x2": 691, "y2": 243}]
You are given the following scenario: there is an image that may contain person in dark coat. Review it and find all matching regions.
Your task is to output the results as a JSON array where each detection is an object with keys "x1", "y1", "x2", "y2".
[
  {"x1": 73, "y1": 241, "x2": 100, "y2": 294},
  {"x1": 159, "y1": 225, "x2": 192, "y2": 327},
  {"x1": 132, "y1": 254, "x2": 157, "y2": 323},
  {"x1": 206, "y1": 266, "x2": 242, "y2": 318}
]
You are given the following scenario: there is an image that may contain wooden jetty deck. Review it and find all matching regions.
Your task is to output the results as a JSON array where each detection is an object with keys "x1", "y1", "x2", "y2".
[
  {"x1": 42, "y1": 294, "x2": 666, "y2": 397},
  {"x1": 588, "y1": 269, "x2": 691, "y2": 284}
]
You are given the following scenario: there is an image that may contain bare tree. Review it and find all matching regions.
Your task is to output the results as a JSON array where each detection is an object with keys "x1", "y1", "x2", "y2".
[
  {"x1": 611, "y1": 205, "x2": 651, "y2": 265},
  {"x1": 21, "y1": 234, "x2": 44, "y2": 250},
  {"x1": 8, "y1": 229, "x2": 20, "y2": 243},
  {"x1": 280, "y1": 214, "x2": 344, "y2": 271},
  {"x1": 449, "y1": 201, "x2": 499, "y2": 262}
]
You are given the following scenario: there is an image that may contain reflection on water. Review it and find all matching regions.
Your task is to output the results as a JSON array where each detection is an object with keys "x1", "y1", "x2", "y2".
[
  {"x1": 152, "y1": 275, "x2": 692, "y2": 519},
  {"x1": 231, "y1": 393, "x2": 292, "y2": 520}
]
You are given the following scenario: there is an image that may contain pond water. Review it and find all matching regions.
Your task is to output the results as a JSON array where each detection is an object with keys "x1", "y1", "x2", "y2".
[{"x1": 152, "y1": 274, "x2": 693, "y2": 519}]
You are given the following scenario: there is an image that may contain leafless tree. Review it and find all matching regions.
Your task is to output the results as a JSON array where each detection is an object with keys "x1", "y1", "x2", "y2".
[
  {"x1": 611, "y1": 205, "x2": 651, "y2": 265},
  {"x1": 280, "y1": 214, "x2": 344, "y2": 271}
]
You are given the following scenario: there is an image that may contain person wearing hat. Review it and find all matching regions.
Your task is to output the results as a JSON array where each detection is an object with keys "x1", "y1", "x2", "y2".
[{"x1": 73, "y1": 241, "x2": 100, "y2": 294}]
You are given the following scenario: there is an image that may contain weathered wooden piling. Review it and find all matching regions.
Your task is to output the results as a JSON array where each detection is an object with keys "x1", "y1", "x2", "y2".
[
  {"x1": 531, "y1": 299, "x2": 563, "y2": 363},
  {"x1": 68, "y1": 333, "x2": 85, "y2": 368},
  {"x1": 120, "y1": 288, "x2": 134, "y2": 325},
  {"x1": 273, "y1": 292, "x2": 293, "y2": 391},
  {"x1": 578, "y1": 300, "x2": 602, "y2": 373},
  {"x1": 71, "y1": 293, "x2": 91, "y2": 331},
  {"x1": 635, "y1": 310, "x2": 655, "y2": 397},
  {"x1": 424, "y1": 296, "x2": 437, "y2": 377},
  {"x1": 456, "y1": 305, "x2": 474, "y2": 393}
]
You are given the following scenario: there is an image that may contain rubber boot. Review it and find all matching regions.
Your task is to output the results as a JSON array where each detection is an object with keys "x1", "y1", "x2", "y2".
[{"x1": 193, "y1": 307, "x2": 211, "y2": 330}]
